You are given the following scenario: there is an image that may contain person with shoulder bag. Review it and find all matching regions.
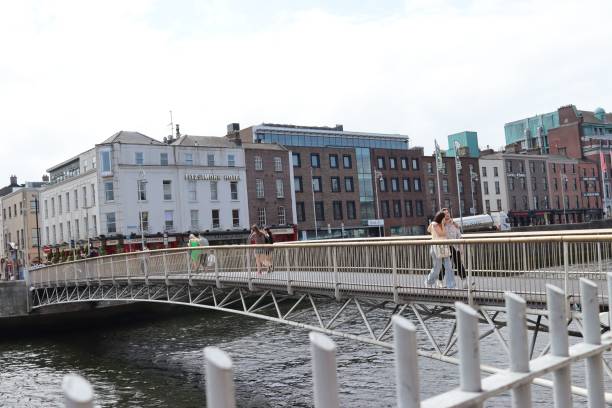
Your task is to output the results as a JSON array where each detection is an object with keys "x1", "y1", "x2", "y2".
[{"x1": 425, "y1": 210, "x2": 456, "y2": 289}]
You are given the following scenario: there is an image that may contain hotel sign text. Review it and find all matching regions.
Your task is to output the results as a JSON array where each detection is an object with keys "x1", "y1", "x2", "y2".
[{"x1": 185, "y1": 174, "x2": 241, "y2": 181}]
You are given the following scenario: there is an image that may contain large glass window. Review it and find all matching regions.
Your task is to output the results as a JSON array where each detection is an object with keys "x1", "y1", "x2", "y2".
[
  {"x1": 401, "y1": 157, "x2": 408, "y2": 170},
  {"x1": 415, "y1": 200, "x2": 424, "y2": 216},
  {"x1": 230, "y1": 181, "x2": 239, "y2": 200},
  {"x1": 405, "y1": 200, "x2": 413, "y2": 217},
  {"x1": 164, "y1": 210, "x2": 174, "y2": 231},
  {"x1": 389, "y1": 158, "x2": 397, "y2": 169},
  {"x1": 393, "y1": 200, "x2": 401, "y2": 217},
  {"x1": 331, "y1": 177, "x2": 340, "y2": 192},
  {"x1": 104, "y1": 181, "x2": 114, "y2": 202},
  {"x1": 258, "y1": 208, "x2": 267, "y2": 225},
  {"x1": 184, "y1": 153, "x2": 193, "y2": 165},
  {"x1": 343, "y1": 155, "x2": 352, "y2": 169},
  {"x1": 106, "y1": 212, "x2": 116, "y2": 234},
  {"x1": 391, "y1": 178, "x2": 399, "y2": 192},
  {"x1": 296, "y1": 202, "x2": 305, "y2": 222},
  {"x1": 211, "y1": 181, "x2": 219, "y2": 200},
  {"x1": 292, "y1": 152, "x2": 301, "y2": 168},
  {"x1": 191, "y1": 210, "x2": 199, "y2": 230},
  {"x1": 139, "y1": 211, "x2": 149, "y2": 232},
  {"x1": 329, "y1": 154, "x2": 338, "y2": 168},
  {"x1": 277, "y1": 206, "x2": 286, "y2": 225},
  {"x1": 228, "y1": 154, "x2": 235, "y2": 167},
  {"x1": 137, "y1": 180, "x2": 147, "y2": 201},
  {"x1": 294, "y1": 176, "x2": 303, "y2": 192},
  {"x1": 65, "y1": 192, "x2": 70, "y2": 212},
  {"x1": 207, "y1": 154, "x2": 215, "y2": 167},
  {"x1": 311, "y1": 153, "x2": 320, "y2": 168},
  {"x1": 255, "y1": 179, "x2": 264, "y2": 198},
  {"x1": 312, "y1": 177, "x2": 322, "y2": 192},
  {"x1": 232, "y1": 209, "x2": 240, "y2": 227},
  {"x1": 413, "y1": 178, "x2": 421, "y2": 192},
  {"x1": 411, "y1": 159, "x2": 419, "y2": 170},
  {"x1": 74, "y1": 189, "x2": 78, "y2": 209},
  {"x1": 315, "y1": 201, "x2": 325, "y2": 221},
  {"x1": 377, "y1": 157, "x2": 385, "y2": 169},
  {"x1": 344, "y1": 177, "x2": 354, "y2": 192},
  {"x1": 276, "y1": 179, "x2": 284, "y2": 198},
  {"x1": 100, "y1": 150, "x2": 112, "y2": 173},
  {"x1": 188, "y1": 181, "x2": 197, "y2": 201},
  {"x1": 163, "y1": 180, "x2": 172, "y2": 200},
  {"x1": 211, "y1": 209, "x2": 220, "y2": 229},
  {"x1": 160, "y1": 153, "x2": 168, "y2": 166},
  {"x1": 274, "y1": 157, "x2": 282, "y2": 172},
  {"x1": 403, "y1": 178, "x2": 411, "y2": 192},
  {"x1": 254, "y1": 156, "x2": 263, "y2": 170},
  {"x1": 135, "y1": 152, "x2": 144, "y2": 165},
  {"x1": 333, "y1": 201, "x2": 343, "y2": 220},
  {"x1": 346, "y1": 201, "x2": 356, "y2": 219}
]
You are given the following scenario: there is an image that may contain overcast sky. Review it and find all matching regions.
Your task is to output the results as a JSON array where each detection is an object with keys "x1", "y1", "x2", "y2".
[{"x1": 1, "y1": 0, "x2": 610, "y2": 183}]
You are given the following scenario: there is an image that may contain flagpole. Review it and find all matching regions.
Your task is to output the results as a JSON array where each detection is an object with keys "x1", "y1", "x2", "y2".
[
  {"x1": 601, "y1": 143, "x2": 608, "y2": 219},
  {"x1": 454, "y1": 141, "x2": 464, "y2": 233},
  {"x1": 434, "y1": 140, "x2": 442, "y2": 211}
]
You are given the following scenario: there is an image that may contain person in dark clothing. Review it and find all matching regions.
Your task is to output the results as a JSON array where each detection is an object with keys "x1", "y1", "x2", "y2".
[{"x1": 263, "y1": 227, "x2": 274, "y2": 273}]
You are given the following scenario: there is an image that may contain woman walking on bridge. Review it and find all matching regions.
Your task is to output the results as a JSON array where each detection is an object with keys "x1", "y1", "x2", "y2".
[{"x1": 426, "y1": 211, "x2": 457, "y2": 289}]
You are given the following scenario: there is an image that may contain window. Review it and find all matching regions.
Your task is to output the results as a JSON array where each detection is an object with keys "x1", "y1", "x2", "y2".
[
  {"x1": 520, "y1": 178, "x2": 526, "y2": 190},
  {"x1": 273, "y1": 157, "x2": 282, "y2": 172},
  {"x1": 137, "y1": 180, "x2": 147, "y2": 201},
  {"x1": 276, "y1": 179, "x2": 284, "y2": 198},
  {"x1": 296, "y1": 202, "x2": 306, "y2": 222},
  {"x1": 519, "y1": 162, "x2": 524, "y2": 173},
  {"x1": 344, "y1": 177, "x2": 354, "y2": 192},
  {"x1": 427, "y1": 162, "x2": 434, "y2": 174},
  {"x1": 100, "y1": 150, "x2": 112, "y2": 173},
  {"x1": 482, "y1": 167, "x2": 487, "y2": 177},
  {"x1": 312, "y1": 177, "x2": 322, "y2": 192},
  {"x1": 164, "y1": 210, "x2": 174, "y2": 231},
  {"x1": 258, "y1": 208, "x2": 267, "y2": 226},
  {"x1": 74, "y1": 189, "x2": 78, "y2": 209},
  {"x1": 67, "y1": 221, "x2": 71, "y2": 240},
  {"x1": 485, "y1": 200, "x2": 491, "y2": 213},
  {"x1": 103, "y1": 181, "x2": 114, "y2": 202},
  {"x1": 496, "y1": 199, "x2": 502, "y2": 211},
  {"x1": 255, "y1": 179, "x2": 263, "y2": 198},
  {"x1": 211, "y1": 180, "x2": 219, "y2": 200},
  {"x1": 495, "y1": 181, "x2": 500, "y2": 195},
  {"x1": 66, "y1": 192, "x2": 70, "y2": 212},
  {"x1": 506, "y1": 160, "x2": 513, "y2": 173},
  {"x1": 494, "y1": 167, "x2": 499, "y2": 177},
  {"x1": 389, "y1": 158, "x2": 397, "y2": 169},
  {"x1": 331, "y1": 177, "x2": 340, "y2": 192},
  {"x1": 228, "y1": 154, "x2": 236, "y2": 167},
  {"x1": 58, "y1": 195, "x2": 62, "y2": 214},
  {"x1": 343, "y1": 155, "x2": 352, "y2": 169},
  {"x1": 139, "y1": 211, "x2": 149, "y2": 232},
  {"x1": 44, "y1": 200, "x2": 48, "y2": 219},
  {"x1": 346, "y1": 201, "x2": 356, "y2": 219},
  {"x1": 530, "y1": 161, "x2": 535, "y2": 173},
  {"x1": 315, "y1": 202, "x2": 325, "y2": 221},
  {"x1": 403, "y1": 178, "x2": 411, "y2": 192},
  {"x1": 391, "y1": 178, "x2": 399, "y2": 192},
  {"x1": 184, "y1": 153, "x2": 193, "y2": 165},
  {"x1": 52, "y1": 225, "x2": 56, "y2": 244},
  {"x1": 207, "y1": 154, "x2": 215, "y2": 167},
  {"x1": 379, "y1": 177, "x2": 387, "y2": 192},
  {"x1": 45, "y1": 227, "x2": 49, "y2": 245},
  {"x1": 508, "y1": 178, "x2": 515, "y2": 191},
  {"x1": 483, "y1": 182, "x2": 489, "y2": 195},
  {"x1": 405, "y1": 200, "x2": 413, "y2": 217},
  {"x1": 211, "y1": 209, "x2": 220, "y2": 229},
  {"x1": 106, "y1": 212, "x2": 116, "y2": 234},
  {"x1": 413, "y1": 178, "x2": 421, "y2": 192},
  {"x1": 442, "y1": 179, "x2": 449, "y2": 193},
  {"x1": 377, "y1": 157, "x2": 385, "y2": 169},
  {"x1": 311, "y1": 153, "x2": 320, "y2": 168},
  {"x1": 401, "y1": 157, "x2": 408, "y2": 170},
  {"x1": 412, "y1": 159, "x2": 419, "y2": 170},
  {"x1": 188, "y1": 181, "x2": 197, "y2": 201},
  {"x1": 329, "y1": 154, "x2": 338, "y2": 168},
  {"x1": 254, "y1": 156, "x2": 263, "y2": 170},
  {"x1": 276, "y1": 207, "x2": 286, "y2": 225},
  {"x1": 59, "y1": 224, "x2": 63, "y2": 242},
  {"x1": 162, "y1": 180, "x2": 172, "y2": 200},
  {"x1": 415, "y1": 200, "x2": 424, "y2": 216},
  {"x1": 393, "y1": 200, "x2": 401, "y2": 217},
  {"x1": 231, "y1": 181, "x2": 239, "y2": 200},
  {"x1": 74, "y1": 219, "x2": 79, "y2": 239},
  {"x1": 381, "y1": 200, "x2": 390, "y2": 218},
  {"x1": 532, "y1": 177, "x2": 537, "y2": 191},
  {"x1": 232, "y1": 209, "x2": 240, "y2": 227},
  {"x1": 82, "y1": 186, "x2": 87, "y2": 208},
  {"x1": 160, "y1": 153, "x2": 168, "y2": 166},
  {"x1": 333, "y1": 201, "x2": 343, "y2": 220},
  {"x1": 294, "y1": 176, "x2": 303, "y2": 193},
  {"x1": 444, "y1": 199, "x2": 451, "y2": 209},
  {"x1": 522, "y1": 196, "x2": 528, "y2": 210},
  {"x1": 292, "y1": 152, "x2": 301, "y2": 168},
  {"x1": 191, "y1": 210, "x2": 199, "y2": 230},
  {"x1": 91, "y1": 184, "x2": 96, "y2": 206},
  {"x1": 135, "y1": 152, "x2": 144, "y2": 165}
]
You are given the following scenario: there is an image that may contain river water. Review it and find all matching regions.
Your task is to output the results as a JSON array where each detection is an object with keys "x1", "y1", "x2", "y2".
[{"x1": 0, "y1": 303, "x2": 599, "y2": 407}]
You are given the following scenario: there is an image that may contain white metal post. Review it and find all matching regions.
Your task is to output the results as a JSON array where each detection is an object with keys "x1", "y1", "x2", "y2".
[
  {"x1": 579, "y1": 278, "x2": 605, "y2": 408},
  {"x1": 204, "y1": 347, "x2": 236, "y2": 408},
  {"x1": 214, "y1": 249, "x2": 221, "y2": 289},
  {"x1": 246, "y1": 248, "x2": 253, "y2": 291},
  {"x1": 546, "y1": 284, "x2": 573, "y2": 408},
  {"x1": 392, "y1": 315, "x2": 420, "y2": 408},
  {"x1": 505, "y1": 292, "x2": 532, "y2": 408},
  {"x1": 309, "y1": 332, "x2": 339, "y2": 408},
  {"x1": 186, "y1": 251, "x2": 192, "y2": 287},
  {"x1": 391, "y1": 245, "x2": 398, "y2": 304},
  {"x1": 455, "y1": 302, "x2": 482, "y2": 408},
  {"x1": 285, "y1": 248, "x2": 293, "y2": 295},
  {"x1": 332, "y1": 246, "x2": 340, "y2": 301},
  {"x1": 62, "y1": 374, "x2": 94, "y2": 408},
  {"x1": 608, "y1": 273, "x2": 612, "y2": 328}
]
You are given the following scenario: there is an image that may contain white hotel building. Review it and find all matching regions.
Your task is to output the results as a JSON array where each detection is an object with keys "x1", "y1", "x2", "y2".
[{"x1": 40, "y1": 131, "x2": 249, "y2": 248}]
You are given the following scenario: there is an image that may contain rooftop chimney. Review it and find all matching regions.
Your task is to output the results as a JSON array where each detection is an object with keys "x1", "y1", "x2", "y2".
[
  {"x1": 42, "y1": 175, "x2": 49, "y2": 183},
  {"x1": 9, "y1": 175, "x2": 17, "y2": 186},
  {"x1": 175, "y1": 124, "x2": 181, "y2": 138}
]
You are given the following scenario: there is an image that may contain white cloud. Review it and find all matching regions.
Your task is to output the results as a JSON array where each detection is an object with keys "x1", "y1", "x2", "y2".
[{"x1": 0, "y1": 0, "x2": 611, "y2": 183}]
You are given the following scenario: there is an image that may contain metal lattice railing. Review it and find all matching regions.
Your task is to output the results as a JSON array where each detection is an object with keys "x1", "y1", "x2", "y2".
[
  {"x1": 29, "y1": 234, "x2": 612, "y2": 309},
  {"x1": 58, "y1": 277, "x2": 612, "y2": 408}
]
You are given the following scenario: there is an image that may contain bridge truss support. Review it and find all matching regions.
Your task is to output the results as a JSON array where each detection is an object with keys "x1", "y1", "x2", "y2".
[{"x1": 32, "y1": 280, "x2": 612, "y2": 400}]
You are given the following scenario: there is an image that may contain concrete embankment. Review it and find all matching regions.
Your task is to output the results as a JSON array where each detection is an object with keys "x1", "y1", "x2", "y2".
[{"x1": 0, "y1": 281, "x2": 29, "y2": 317}]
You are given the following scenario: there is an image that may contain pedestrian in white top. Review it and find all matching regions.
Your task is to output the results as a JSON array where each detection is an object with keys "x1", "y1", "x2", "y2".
[{"x1": 425, "y1": 211, "x2": 457, "y2": 289}]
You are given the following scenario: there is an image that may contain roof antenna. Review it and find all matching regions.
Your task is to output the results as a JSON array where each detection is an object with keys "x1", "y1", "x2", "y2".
[{"x1": 168, "y1": 110, "x2": 174, "y2": 141}]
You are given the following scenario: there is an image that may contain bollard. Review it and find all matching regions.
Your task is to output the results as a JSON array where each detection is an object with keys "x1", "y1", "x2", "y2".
[
  {"x1": 579, "y1": 279, "x2": 605, "y2": 408},
  {"x1": 546, "y1": 284, "x2": 572, "y2": 408},
  {"x1": 309, "y1": 332, "x2": 340, "y2": 408},
  {"x1": 505, "y1": 292, "x2": 531, "y2": 408},
  {"x1": 62, "y1": 374, "x2": 94, "y2": 408},
  {"x1": 455, "y1": 302, "x2": 482, "y2": 408},
  {"x1": 204, "y1": 347, "x2": 236, "y2": 408},
  {"x1": 392, "y1": 315, "x2": 420, "y2": 408}
]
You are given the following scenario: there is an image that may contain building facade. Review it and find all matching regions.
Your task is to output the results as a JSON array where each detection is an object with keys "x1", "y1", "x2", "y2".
[
  {"x1": 478, "y1": 155, "x2": 509, "y2": 214},
  {"x1": 237, "y1": 123, "x2": 425, "y2": 238},
  {"x1": 41, "y1": 131, "x2": 250, "y2": 253}
]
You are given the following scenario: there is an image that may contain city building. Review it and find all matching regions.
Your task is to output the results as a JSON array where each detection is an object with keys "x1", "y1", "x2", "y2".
[
  {"x1": 478, "y1": 154, "x2": 508, "y2": 214},
  {"x1": 41, "y1": 130, "x2": 250, "y2": 255},
  {"x1": 505, "y1": 105, "x2": 612, "y2": 218},
  {"x1": 422, "y1": 154, "x2": 482, "y2": 219},
  {"x1": 447, "y1": 131, "x2": 480, "y2": 158},
  {"x1": 237, "y1": 123, "x2": 425, "y2": 238},
  {"x1": 0, "y1": 176, "x2": 46, "y2": 266}
]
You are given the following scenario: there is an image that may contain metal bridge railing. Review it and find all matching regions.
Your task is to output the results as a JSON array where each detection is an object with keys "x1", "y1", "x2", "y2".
[
  {"x1": 30, "y1": 233, "x2": 612, "y2": 308},
  {"x1": 58, "y1": 277, "x2": 612, "y2": 408}
]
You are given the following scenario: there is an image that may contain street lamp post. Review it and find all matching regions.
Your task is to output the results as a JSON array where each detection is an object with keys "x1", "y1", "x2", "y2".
[
  {"x1": 453, "y1": 142, "x2": 464, "y2": 233},
  {"x1": 560, "y1": 172, "x2": 568, "y2": 224},
  {"x1": 470, "y1": 169, "x2": 478, "y2": 215},
  {"x1": 374, "y1": 170, "x2": 383, "y2": 237}
]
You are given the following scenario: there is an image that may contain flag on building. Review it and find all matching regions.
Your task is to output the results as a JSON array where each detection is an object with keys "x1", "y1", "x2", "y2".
[{"x1": 434, "y1": 140, "x2": 444, "y2": 172}]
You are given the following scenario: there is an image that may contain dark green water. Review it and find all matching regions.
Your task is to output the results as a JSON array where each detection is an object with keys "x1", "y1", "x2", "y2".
[{"x1": 0, "y1": 304, "x2": 595, "y2": 407}]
